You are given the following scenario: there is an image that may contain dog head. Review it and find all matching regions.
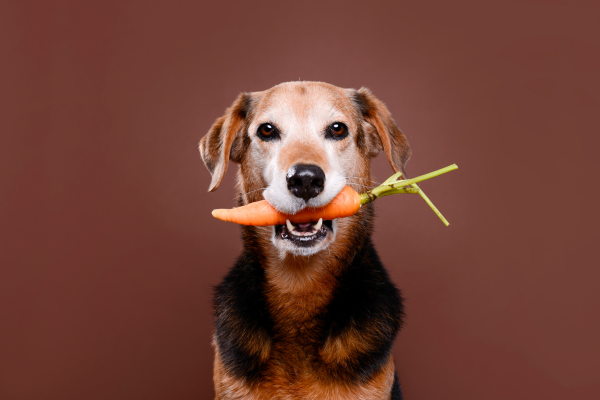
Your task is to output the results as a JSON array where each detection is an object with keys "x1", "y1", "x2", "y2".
[{"x1": 200, "y1": 82, "x2": 410, "y2": 256}]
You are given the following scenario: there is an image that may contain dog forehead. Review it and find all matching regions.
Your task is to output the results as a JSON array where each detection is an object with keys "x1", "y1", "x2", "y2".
[{"x1": 253, "y1": 82, "x2": 355, "y2": 130}]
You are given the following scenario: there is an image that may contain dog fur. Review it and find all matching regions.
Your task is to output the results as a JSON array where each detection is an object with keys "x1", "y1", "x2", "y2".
[{"x1": 200, "y1": 82, "x2": 411, "y2": 399}]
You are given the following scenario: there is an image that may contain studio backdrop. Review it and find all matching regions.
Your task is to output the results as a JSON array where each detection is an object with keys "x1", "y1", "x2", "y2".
[{"x1": 1, "y1": 1, "x2": 599, "y2": 399}]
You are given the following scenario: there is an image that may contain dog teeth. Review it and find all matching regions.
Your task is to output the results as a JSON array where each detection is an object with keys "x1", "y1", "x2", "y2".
[
  {"x1": 314, "y1": 218, "x2": 323, "y2": 231},
  {"x1": 286, "y1": 219, "x2": 294, "y2": 233},
  {"x1": 286, "y1": 218, "x2": 323, "y2": 237}
]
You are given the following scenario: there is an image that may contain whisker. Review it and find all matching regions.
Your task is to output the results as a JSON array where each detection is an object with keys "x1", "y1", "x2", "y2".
[
  {"x1": 343, "y1": 176, "x2": 382, "y2": 185},
  {"x1": 245, "y1": 187, "x2": 267, "y2": 195},
  {"x1": 344, "y1": 178, "x2": 375, "y2": 186},
  {"x1": 343, "y1": 180, "x2": 375, "y2": 191},
  {"x1": 329, "y1": 171, "x2": 381, "y2": 186}
]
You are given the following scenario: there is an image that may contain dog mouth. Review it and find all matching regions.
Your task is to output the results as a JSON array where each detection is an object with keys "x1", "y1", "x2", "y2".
[{"x1": 274, "y1": 218, "x2": 333, "y2": 247}]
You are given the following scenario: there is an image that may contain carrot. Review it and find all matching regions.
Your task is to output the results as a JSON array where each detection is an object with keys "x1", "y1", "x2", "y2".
[
  {"x1": 211, "y1": 164, "x2": 458, "y2": 226},
  {"x1": 211, "y1": 186, "x2": 361, "y2": 226}
]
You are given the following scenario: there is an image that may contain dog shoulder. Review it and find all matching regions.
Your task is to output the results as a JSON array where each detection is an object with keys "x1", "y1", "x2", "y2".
[
  {"x1": 213, "y1": 245, "x2": 273, "y2": 381},
  {"x1": 318, "y1": 238, "x2": 404, "y2": 382}
]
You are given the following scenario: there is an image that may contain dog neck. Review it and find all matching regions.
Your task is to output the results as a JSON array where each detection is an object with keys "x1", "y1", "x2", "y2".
[{"x1": 241, "y1": 211, "x2": 373, "y2": 328}]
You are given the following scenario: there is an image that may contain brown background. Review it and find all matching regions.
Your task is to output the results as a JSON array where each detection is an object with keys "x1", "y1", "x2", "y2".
[{"x1": 1, "y1": 0, "x2": 599, "y2": 399}]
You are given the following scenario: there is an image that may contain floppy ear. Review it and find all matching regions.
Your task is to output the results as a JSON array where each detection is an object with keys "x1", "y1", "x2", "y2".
[
  {"x1": 199, "y1": 93, "x2": 252, "y2": 192},
  {"x1": 353, "y1": 87, "x2": 412, "y2": 176}
]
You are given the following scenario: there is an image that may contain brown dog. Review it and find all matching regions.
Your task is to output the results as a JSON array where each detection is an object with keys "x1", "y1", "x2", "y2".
[{"x1": 200, "y1": 82, "x2": 410, "y2": 399}]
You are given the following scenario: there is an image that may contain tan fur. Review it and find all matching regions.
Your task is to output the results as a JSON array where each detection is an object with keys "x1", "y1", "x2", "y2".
[
  {"x1": 320, "y1": 318, "x2": 387, "y2": 365},
  {"x1": 320, "y1": 328, "x2": 372, "y2": 365},
  {"x1": 277, "y1": 140, "x2": 330, "y2": 174},
  {"x1": 213, "y1": 344, "x2": 396, "y2": 400}
]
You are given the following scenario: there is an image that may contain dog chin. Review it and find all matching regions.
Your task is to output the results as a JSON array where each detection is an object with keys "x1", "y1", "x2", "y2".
[{"x1": 271, "y1": 219, "x2": 337, "y2": 256}]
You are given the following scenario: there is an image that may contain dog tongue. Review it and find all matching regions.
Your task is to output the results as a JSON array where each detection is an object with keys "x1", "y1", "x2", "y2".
[{"x1": 295, "y1": 222, "x2": 314, "y2": 232}]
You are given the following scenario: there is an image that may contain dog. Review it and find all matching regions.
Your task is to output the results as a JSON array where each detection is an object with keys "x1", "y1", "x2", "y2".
[{"x1": 199, "y1": 81, "x2": 411, "y2": 399}]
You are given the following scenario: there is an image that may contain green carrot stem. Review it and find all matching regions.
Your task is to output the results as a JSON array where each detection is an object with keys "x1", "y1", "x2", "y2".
[
  {"x1": 359, "y1": 164, "x2": 458, "y2": 226},
  {"x1": 414, "y1": 185, "x2": 449, "y2": 226}
]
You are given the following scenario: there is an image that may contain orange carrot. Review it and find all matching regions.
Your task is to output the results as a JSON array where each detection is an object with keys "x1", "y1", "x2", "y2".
[{"x1": 211, "y1": 186, "x2": 361, "y2": 226}]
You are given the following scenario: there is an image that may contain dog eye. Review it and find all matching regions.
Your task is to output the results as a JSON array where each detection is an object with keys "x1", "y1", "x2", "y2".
[
  {"x1": 326, "y1": 122, "x2": 348, "y2": 140},
  {"x1": 257, "y1": 123, "x2": 280, "y2": 141}
]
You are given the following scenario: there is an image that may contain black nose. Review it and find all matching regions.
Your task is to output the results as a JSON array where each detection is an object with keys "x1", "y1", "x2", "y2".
[{"x1": 286, "y1": 164, "x2": 326, "y2": 202}]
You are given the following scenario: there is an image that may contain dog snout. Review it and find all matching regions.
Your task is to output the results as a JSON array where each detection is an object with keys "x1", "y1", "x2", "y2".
[{"x1": 286, "y1": 164, "x2": 326, "y2": 202}]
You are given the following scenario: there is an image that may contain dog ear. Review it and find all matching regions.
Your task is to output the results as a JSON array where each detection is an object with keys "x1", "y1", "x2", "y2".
[
  {"x1": 353, "y1": 87, "x2": 412, "y2": 176},
  {"x1": 199, "y1": 93, "x2": 252, "y2": 192}
]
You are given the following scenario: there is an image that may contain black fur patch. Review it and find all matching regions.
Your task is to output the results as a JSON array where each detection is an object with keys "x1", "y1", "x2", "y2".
[
  {"x1": 236, "y1": 92, "x2": 251, "y2": 119},
  {"x1": 391, "y1": 371, "x2": 403, "y2": 400},
  {"x1": 353, "y1": 89, "x2": 372, "y2": 117}
]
